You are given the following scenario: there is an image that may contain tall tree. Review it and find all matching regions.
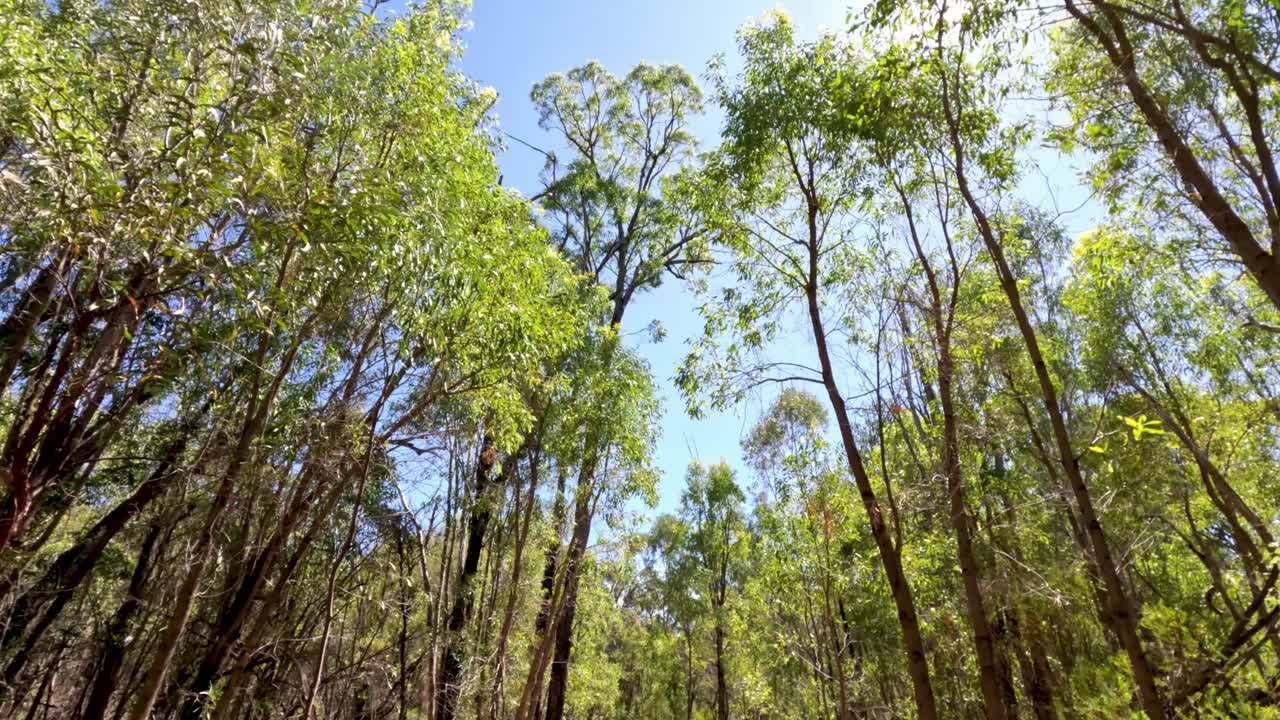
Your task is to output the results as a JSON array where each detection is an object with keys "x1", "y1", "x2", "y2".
[
  {"x1": 526, "y1": 59, "x2": 705, "y2": 720},
  {"x1": 679, "y1": 16, "x2": 941, "y2": 720}
]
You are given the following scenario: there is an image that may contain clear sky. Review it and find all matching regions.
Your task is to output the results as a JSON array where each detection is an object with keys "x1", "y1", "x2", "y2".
[{"x1": 451, "y1": 1, "x2": 852, "y2": 518}]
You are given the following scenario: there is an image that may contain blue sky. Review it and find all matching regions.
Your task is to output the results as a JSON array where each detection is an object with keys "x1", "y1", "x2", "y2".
[{"x1": 454, "y1": 1, "x2": 853, "y2": 517}]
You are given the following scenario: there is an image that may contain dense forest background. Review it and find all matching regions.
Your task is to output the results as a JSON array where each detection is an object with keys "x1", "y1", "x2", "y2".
[{"x1": 1, "y1": 0, "x2": 1279, "y2": 718}]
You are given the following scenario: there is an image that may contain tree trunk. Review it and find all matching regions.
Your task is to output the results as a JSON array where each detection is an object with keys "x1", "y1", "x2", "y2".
[
  {"x1": 899, "y1": 180, "x2": 1011, "y2": 720},
  {"x1": 126, "y1": 308, "x2": 310, "y2": 720},
  {"x1": 942, "y1": 117, "x2": 1168, "y2": 720},
  {"x1": 180, "y1": 462, "x2": 327, "y2": 720},
  {"x1": 0, "y1": 256, "x2": 66, "y2": 399},
  {"x1": 0, "y1": 425, "x2": 191, "y2": 685},
  {"x1": 80, "y1": 523, "x2": 162, "y2": 720},
  {"x1": 800, "y1": 193, "x2": 939, "y2": 720},
  {"x1": 541, "y1": 455, "x2": 597, "y2": 720},
  {"x1": 1064, "y1": 0, "x2": 1280, "y2": 311},
  {"x1": 714, "y1": 623, "x2": 729, "y2": 720},
  {"x1": 434, "y1": 436, "x2": 501, "y2": 720},
  {"x1": 492, "y1": 442, "x2": 540, "y2": 718},
  {"x1": 685, "y1": 626, "x2": 696, "y2": 720}
]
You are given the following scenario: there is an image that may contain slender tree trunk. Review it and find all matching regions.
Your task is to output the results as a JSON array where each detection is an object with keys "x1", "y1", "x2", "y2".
[
  {"x1": 126, "y1": 306, "x2": 309, "y2": 720},
  {"x1": 685, "y1": 626, "x2": 696, "y2": 720},
  {"x1": 0, "y1": 255, "x2": 66, "y2": 399},
  {"x1": 714, "y1": 545, "x2": 731, "y2": 720},
  {"x1": 970, "y1": 201, "x2": 1166, "y2": 720},
  {"x1": 302, "y1": 423, "x2": 387, "y2": 720},
  {"x1": 397, "y1": 525, "x2": 410, "y2": 720},
  {"x1": 898, "y1": 180, "x2": 1011, "y2": 720},
  {"x1": 715, "y1": 623, "x2": 730, "y2": 720},
  {"x1": 934, "y1": 39, "x2": 1168, "y2": 716},
  {"x1": 124, "y1": 460, "x2": 238, "y2": 720},
  {"x1": 992, "y1": 489, "x2": 1058, "y2": 720},
  {"x1": 492, "y1": 442, "x2": 540, "y2": 718},
  {"x1": 433, "y1": 436, "x2": 501, "y2": 720},
  {"x1": 208, "y1": 478, "x2": 345, "y2": 720},
  {"x1": 799, "y1": 193, "x2": 939, "y2": 720},
  {"x1": 180, "y1": 463, "x2": 325, "y2": 720},
  {"x1": 1010, "y1": 612, "x2": 1057, "y2": 720},
  {"x1": 938, "y1": 350, "x2": 1010, "y2": 720},
  {"x1": 821, "y1": 559, "x2": 852, "y2": 720},
  {"x1": 81, "y1": 523, "x2": 162, "y2": 720},
  {"x1": 542, "y1": 455, "x2": 597, "y2": 720},
  {"x1": 942, "y1": 127, "x2": 1168, "y2": 720},
  {"x1": 1064, "y1": 0, "x2": 1280, "y2": 310},
  {"x1": 0, "y1": 424, "x2": 192, "y2": 687},
  {"x1": 520, "y1": 465, "x2": 569, "y2": 720}
]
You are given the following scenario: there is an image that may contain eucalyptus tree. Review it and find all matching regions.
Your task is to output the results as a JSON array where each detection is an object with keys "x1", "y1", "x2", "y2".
[
  {"x1": 514, "y1": 336, "x2": 660, "y2": 720},
  {"x1": 741, "y1": 389, "x2": 890, "y2": 719},
  {"x1": 646, "y1": 513, "x2": 703, "y2": 719},
  {"x1": 1046, "y1": 0, "x2": 1280, "y2": 312},
  {"x1": 851, "y1": 54, "x2": 1021, "y2": 716},
  {"x1": 0, "y1": 1, "x2": 592, "y2": 718},
  {"x1": 936, "y1": 24, "x2": 1168, "y2": 720},
  {"x1": 532, "y1": 61, "x2": 707, "y2": 329},
  {"x1": 525, "y1": 59, "x2": 706, "y2": 720},
  {"x1": 666, "y1": 461, "x2": 747, "y2": 720},
  {"x1": 0, "y1": 0, "x2": 292, "y2": 554},
  {"x1": 678, "y1": 16, "x2": 942, "y2": 719},
  {"x1": 1066, "y1": 227, "x2": 1280, "y2": 691},
  {"x1": 854, "y1": 0, "x2": 1280, "y2": 712}
]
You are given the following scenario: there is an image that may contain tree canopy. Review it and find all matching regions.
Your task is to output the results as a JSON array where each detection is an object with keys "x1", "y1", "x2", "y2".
[{"x1": 1, "y1": 1, "x2": 1279, "y2": 719}]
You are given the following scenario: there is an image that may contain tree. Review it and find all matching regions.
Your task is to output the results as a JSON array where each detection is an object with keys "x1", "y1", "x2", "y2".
[
  {"x1": 658, "y1": 462, "x2": 747, "y2": 720},
  {"x1": 1049, "y1": 0, "x2": 1280, "y2": 311},
  {"x1": 524, "y1": 59, "x2": 705, "y2": 720},
  {"x1": 679, "y1": 16, "x2": 941, "y2": 719},
  {"x1": 3, "y1": 2, "x2": 1280, "y2": 719}
]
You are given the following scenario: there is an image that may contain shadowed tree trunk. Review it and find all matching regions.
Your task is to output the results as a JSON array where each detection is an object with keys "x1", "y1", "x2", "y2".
[
  {"x1": 434, "y1": 435, "x2": 503, "y2": 720},
  {"x1": 80, "y1": 522, "x2": 162, "y2": 720},
  {"x1": 541, "y1": 453, "x2": 597, "y2": 720}
]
